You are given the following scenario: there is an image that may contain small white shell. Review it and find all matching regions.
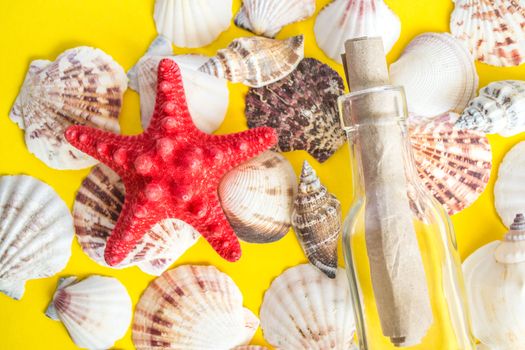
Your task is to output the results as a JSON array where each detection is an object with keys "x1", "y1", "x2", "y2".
[
  {"x1": 0, "y1": 175, "x2": 73, "y2": 300},
  {"x1": 46, "y1": 276, "x2": 132, "y2": 350}
]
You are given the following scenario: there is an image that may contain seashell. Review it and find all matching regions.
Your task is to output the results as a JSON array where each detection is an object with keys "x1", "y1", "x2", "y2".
[
  {"x1": 233, "y1": 347, "x2": 269, "y2": 350},
  {"x1": 132, "y1": 265, "x2": 258, "y2": 350},
  {"x1": 127, "y1": 35, "x2": 173, "y2": 88},
  {"x1": 455, "y1": 80, "x2": 525, "y2": 137},
  {"x1": 314, "y1": 0, "x2": 401, "y2": 63},
  {"x1": 9, "y1": 46, "x2": 127, "y2": 170},
  {"x1": 73, "y1": 164, "x2": 200, "y2": 275},
  {"x1": 46, "y1": 275, "x2": 132, "y2": 349},
  {"x1": 0, "y1": 175, "x2": 73, "y2": 300},
  {"x1": 219, "y1": 151, "x2": 296, "y2": 243},
  {"x1": 260, "y1": 264, "x2": 356, "y2": 349},
  {"x1": 198, "y1": 35, "x2": 304, "y2": 88},
  {"x1": 234, "y1": 0, "x2": 315, "y2": 37},
  {"x1": 408, "y1": 112, "x2": 492, "y2": 215},
  {"x1": 292, "y1": 161, "x2": 341, "y2": 278},
  {"x1": 390, "y1": 33, "x2": 479, "y2": 118},
  {"x1": 450, "y1": 0, "x2": 525, "y2": 67},
  {"x1": 153, "y1": 0, "x2": 233, "y2": 48},
  {"x1": 245, "y1": 58, "x2": 345, "y2": 162}
]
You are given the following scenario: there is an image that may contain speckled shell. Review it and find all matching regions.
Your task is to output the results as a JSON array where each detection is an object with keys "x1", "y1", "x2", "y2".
[
  {"x1": 0, "y1": 176, "x2": 74, "y2": 300},
  {"x1": 219, "y1": 151, "x2": 296, "y2": 243},
  {"x1": 132, "y1": 265, "x2": 258, "y2": 350},
  {"x1": 390, "y1": 33, "x2": 478, "y2": 118},
  {"x1": 260, "y1": 264, "x2": 356, "y2": 350},
  {"x1": 73, "y1": 164, "x2": 200, "y2": 275},
  {"x1": 9, "y1": 46, "x2": 127, "y2": 170},
  {"x1": 292, "y1": 161, "x2": 341, "y2": 278},
  {"x1": 456, "y1": 80, "x2": 525, "y2": 137},
  {"x1": 234, "y1": 0, "x2": 315, "y2": 37},
  {"x1": 314, "y1": 0, "x2": 401, "y2": 63},
  {"x1": 154, "y1": 0, "x2": 233, "y2": 48},
  {"x1": 198, "y1": 35, "x2": 304, "y2": 88},
  {"x1": 46, "y1": 276, "x2": 132, "y2": 350},
  {"x1": 451, "y1": 0, "x2": 525, "y2": 66}
]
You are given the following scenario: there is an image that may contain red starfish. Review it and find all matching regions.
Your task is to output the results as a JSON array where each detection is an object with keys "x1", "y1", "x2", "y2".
[{"x1": 65, "y1": 59, "x2": 277, "y2": 266}]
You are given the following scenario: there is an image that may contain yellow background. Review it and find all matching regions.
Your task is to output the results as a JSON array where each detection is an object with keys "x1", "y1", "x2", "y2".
[{"x1": 0, "y1": 0, "x2": 524, "y2": 349}]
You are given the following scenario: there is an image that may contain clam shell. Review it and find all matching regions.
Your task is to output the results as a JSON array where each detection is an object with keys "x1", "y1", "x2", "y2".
[
  {"x1": 132, "y1": 265, "x2": 258, "y2": 350},
  {"x1": 9, "y1": 47, "x2": 127, "y2": 170},
  {"x1": 314, "y1": 0, "x2": 401, "y2": 63},
  {"x1": 127, "y1": 35, "x2": 173, "y2": 88},
  {"x1": 456, "y1": 80, "x2": 525, "y2": 137},
  {"x1": 198, "y1": 35, "x2": 304, "y2": 88},
  {"x1": 73, "y1": 164, "x2": 200, "y2": 275},
  {"x1": 0, "y1": 175, "x2": 73, "y2": 300},
  {"x1": 245, "y1": 58, "x2": 345, "y2": 162},
  {"x1": 292, "y1": 161, "x2": 341, "y2": 278},
  {"x1": 450, "y1": 0, "x2": 525, "y2": 67},
  {"x1": 219, "y1": 151, "x2": 296, "y2": 243},
  {"x1": 45, "y1": 275, "x2": 132, "y2": 349},
  {"x1": 409, "y1": 113, "x2": 492, "y2": 215},
  {"x1": 154, "y1": 0, "x2": 233, "y2": 48},
  {"x1": 390, "y1": 33, "x2": 478, "y2": 118},
  {"x1": 260, "y1": 264, "x2": 356, "y2": 349},
  {"x1": 234, "y1": 0, "x2": 315, "y2": 37}
]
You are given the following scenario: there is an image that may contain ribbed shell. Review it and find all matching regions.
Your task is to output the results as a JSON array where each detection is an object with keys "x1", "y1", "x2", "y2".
[
  {"x1": 494, "y1": 214, "x2": 525, "y2": 264},
  {"x1": 0, "y1": 175, "x2": 73, "y2": 300},
  {"x1": 260, "y1": 264, "x2": 356, "y2": 350},
  {"x1": 132, "y1": 265, "x2": 258, "y2": 350},
  {"x1": 450, "y1": 0, "x2": 525, "y2": 66},
  {"x1": 234, "y1": 0, "x2": 315, "y2": 37},
  {"x1": 390, "y1": 33, "x2": 478, "y2": 118},
  {"x1": 218, "y1": 151, "x2": 296, "y2": 243},
  {"x1": 9, "y1": 46, "x2": 127, "y2": 170},
  {"x1": 73, "y1": 164, "x2": 200, "y2": 275},
  {"x1": 456, "y1": 80, "x2": 525, "y2": 137},
  {"x1": 198, "y1": 35, "x2": 304, "y2": 88},
  {"x1": 45, "y1": 276, "x2": 132, "y2": 350},
  {"x1": 292, "y1": 161, "x2": 341, "y2": 278},
  {"x1": 245, "y1": 58, "x2": 345, "y2": 163},
  {"x1": 314, "y1": 0, "x2": 401, "y2": 63}
]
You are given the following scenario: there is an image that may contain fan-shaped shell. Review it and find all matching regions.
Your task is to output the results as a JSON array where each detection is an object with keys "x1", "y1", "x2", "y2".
[
  {"x1": 234, "y1": 0, "x2": 315, "y2": 37},
  {"x1": 45, "y1": 276, "x2": 132, "y2": 349},
  {"x1": 314, "y1": 0, "x2": 401, "y2": 63},
  {"x1": 219, "y1": 151, "x2": 296, "y2": 243},
  {"x1": 9, "y1": 46, "x2": 127, "y2": 170},
  {"x1": 132, "y1": 265, "x2": 258, "y2": 350},
  {"x1": 154, "y1": 0, "x2": 233, "y2": 48},
  {"x1": 0, "y1": 175, "x2": 73, "y2": 300},
  {"x1": 73, "y1": 164, "x2": 200, "y2": 275},
  {"x1": 198, "y1": 35, "x2": 304, "y2": 88},
  {"x1": 245, "y1": 58, "x2": 345, "y2": 162},
  {"x1": 408, "y1": 113, "x2": 492, "y2": 215},
  {"x1": 390, "y1": 33, "x2": 478, "y2": 118},
  {"x1": 260, "y1": 264, "x2": 356, "y2": 349},
  {"x1": 450, "y1": 0, "x2": 525, "y2": 66}
]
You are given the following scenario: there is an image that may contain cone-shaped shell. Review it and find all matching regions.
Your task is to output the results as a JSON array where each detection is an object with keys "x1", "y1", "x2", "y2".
[
  {"x1": 292, "y1": 161, "x2": 341, "y2": 278},
  {"x1": 219, "y1": 151, "x2": 296, "y2": 243},
  {"x1": 9, "y1": 47, "x2": 127, "y2": 170},
  {"x1": 0, "y1": 175, "x2": 74, "y2": 300},
  {"x1": 494, "y1": 214, "x2": 525, "y2": 264},
  {"x1": 46, "y1": 276, "x2": 132, "y2": 349},
  {"x1": 132, "y1": 265, "x2": 258, "y2": 349},
  {"x1": 198, "y1": 35, "x2": 304, "y2": 87}
]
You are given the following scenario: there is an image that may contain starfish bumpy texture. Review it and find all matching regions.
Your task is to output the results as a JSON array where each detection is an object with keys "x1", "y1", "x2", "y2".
[{"x1": 66, "y1": 59, "x2": 277, "y2": 265}]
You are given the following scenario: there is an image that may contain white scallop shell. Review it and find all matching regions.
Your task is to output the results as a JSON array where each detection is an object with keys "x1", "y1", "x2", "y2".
[
  {"x1": 390, "y1": 33, "x2": 479, "y2": 118},
  {"x1": 260, "y1": 264, "x2": 356, "y2": 349},
  {"x1": 314, "y1": 0, "x2": 401, "y2": 63},
  {"x1": 0, "y1": 175, "x2": 73, "y2": 300},
  {"x1": 9, "y1": 47, "x2": 127, "y2": 170},
  {"x1": 132, "y1": 265, "x2": 258, "y2": 350},
  {"x1": 154, "y1": 0, "x2": 233, "y2": 48},
  {"x1": 234, "y1": 0, "x2": 315, "y2": 37},
  {"x1": 46, "y1": 275, "x2": 132, "y2": 350}
]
